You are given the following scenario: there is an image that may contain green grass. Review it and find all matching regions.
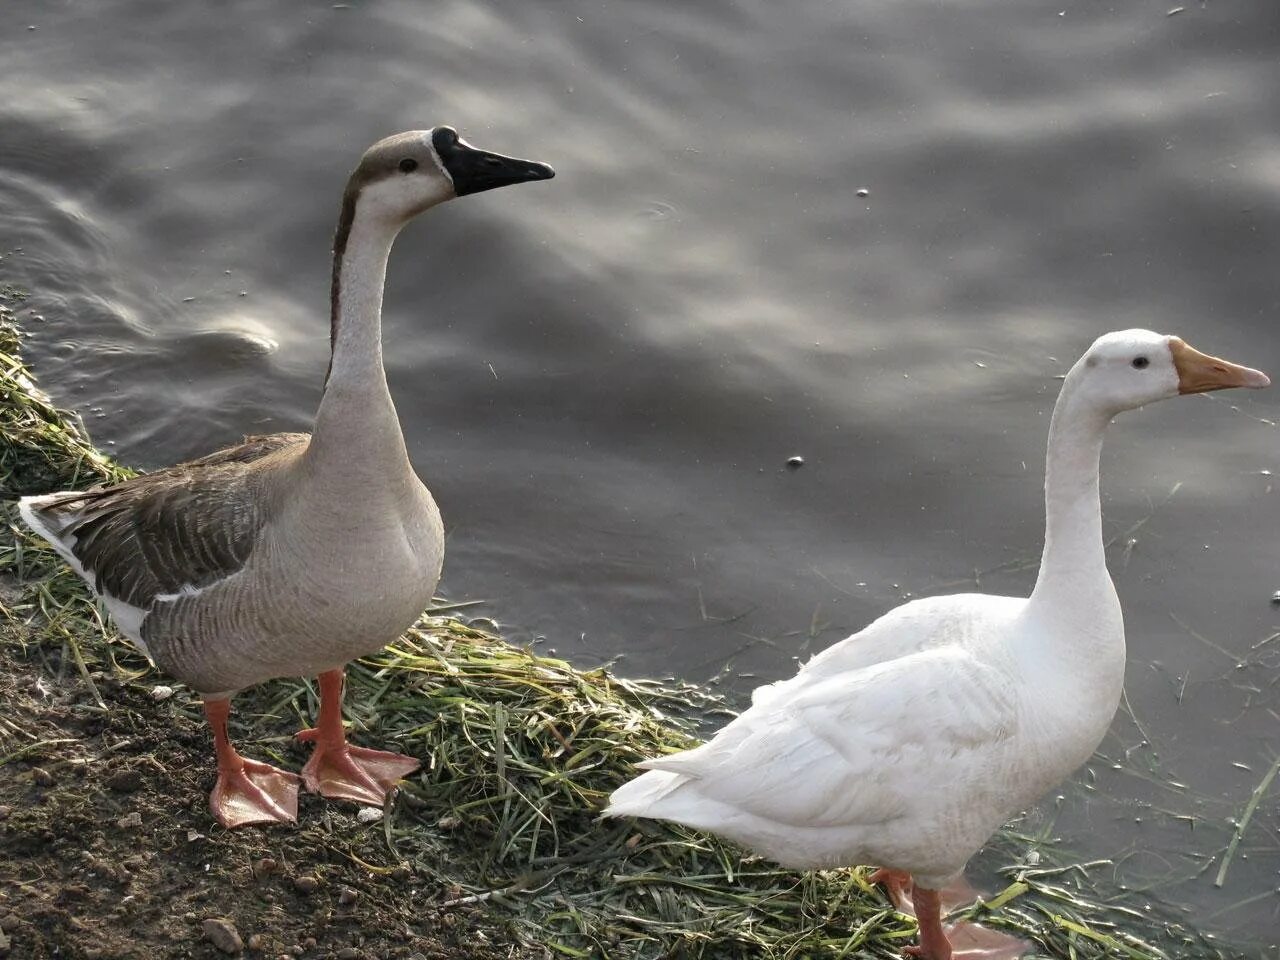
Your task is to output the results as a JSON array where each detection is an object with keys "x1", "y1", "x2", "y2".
[{"x1": 0, "y1": 298, "x2": 1244, "y2": 959}]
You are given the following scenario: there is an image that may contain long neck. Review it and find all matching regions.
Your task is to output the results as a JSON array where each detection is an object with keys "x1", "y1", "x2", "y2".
[
  {"x1": 309, "y1": 204, "x2": 407, "y2": 467},
  {"x1": 1022, "y1": 374, "x2": 1127, "y2": 739},
  {"x1": 1028, "y1": 376, "x2": 1114, "y2": 612}
]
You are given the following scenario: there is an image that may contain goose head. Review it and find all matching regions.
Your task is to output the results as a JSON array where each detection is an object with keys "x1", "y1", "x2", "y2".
[
  {"x1": 1070, "y1": 329, "x2": 1269, "y2": 416},
  {"x1": 340, "y1": 126, "x2": 555, "y2": 228}
]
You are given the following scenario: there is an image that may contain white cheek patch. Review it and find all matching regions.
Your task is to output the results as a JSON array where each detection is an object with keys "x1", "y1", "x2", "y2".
[
  {"x1": 423, "y1": 133, "x2": 453, "y2": 184},
  {"x1": 354, "y1": 170, "x2": 455, "y2": 222}
]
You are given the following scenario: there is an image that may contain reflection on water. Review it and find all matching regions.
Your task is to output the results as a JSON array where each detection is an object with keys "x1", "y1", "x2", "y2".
[{"x1": 2, "y1": 0, "x2": 1277, "y2": 946}]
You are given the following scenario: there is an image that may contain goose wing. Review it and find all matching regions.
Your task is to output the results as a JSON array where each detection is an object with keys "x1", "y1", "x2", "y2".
[
  {"x1": 21, "y1": 432, "x2": 309, "y2": 609},
  {"x1": 637, "y1": 646, "x2": 1017, "y2": 829},
  {"x1": 749, "y1": 594, "x2": 1020, "y2": 711}
]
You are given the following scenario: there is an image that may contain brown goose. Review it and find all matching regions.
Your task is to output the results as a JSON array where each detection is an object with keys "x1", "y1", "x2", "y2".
[{"x1": 19, "y1": 127, "x2": 554, "y2": 828}]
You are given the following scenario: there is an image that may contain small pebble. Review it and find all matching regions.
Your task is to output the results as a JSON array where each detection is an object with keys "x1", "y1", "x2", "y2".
[
  {"x1": 0, "y1": 916, "x2": 17, "y2": 933},
  {"x1": 390, "y1": 864, "x2": 412, "y2": 882},
  {"x1": 355, "y1": 806, "x2": 382, "y2": 823},
  {"x1": 252, "y1": 857, "x2": 278, "y2": 880},
  {"x1": 336, "y1": 949, "x2": 360, "y2": 960},
  {"x1": 116, "y1": 811, "x2": 143, "y2": 829},
  {"x1": 303, "y1": 938, "x2": 317, "y2": 949},
  {"x1": 31, "y1": 767, "x2": 54, "y2": 787},
  {"x1": 247, "y1": 933, "x2": 264, "y2": 950},
  {"x1": 202, "y1": 918, "x2": 244, "y2": 955},
  {"x1": 338, "y1": 887, "x2": 358, "y2": 906},
  {"x1": 786, "y1": 455, "x2": 804, "y2": 469},
  {"x1": 0, "y1": 805, "x2": 11, "y2": 821},
  {"x1": 151, "y1": 685, "x2": 175, "y2": 701},
  {"x1": 293, "y1": 875, "x2": 320, "y2": 894}
]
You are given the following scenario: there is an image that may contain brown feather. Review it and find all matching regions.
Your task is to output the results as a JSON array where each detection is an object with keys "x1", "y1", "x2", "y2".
[{"x1": 29, "y1": 432, "x2": 309, "y2": 608}]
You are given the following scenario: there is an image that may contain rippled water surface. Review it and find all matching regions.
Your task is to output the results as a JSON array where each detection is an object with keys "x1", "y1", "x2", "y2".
[{"x1": 3, "y1": 0, "x2": 1278, "y2": 947}]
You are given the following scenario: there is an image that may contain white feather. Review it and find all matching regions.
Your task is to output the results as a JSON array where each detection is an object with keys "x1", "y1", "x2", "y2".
[{"x1": 606, "y1": 330, "x2": 1270, "y2": 893}]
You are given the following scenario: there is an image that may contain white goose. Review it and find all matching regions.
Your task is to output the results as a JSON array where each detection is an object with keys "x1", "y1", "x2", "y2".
[
  {"x1": 607, "y1": 331, "x2": 1269, "y2": 959},
  {"x1": 19, "y1": 127, "x2": 554, "y2": 828}
]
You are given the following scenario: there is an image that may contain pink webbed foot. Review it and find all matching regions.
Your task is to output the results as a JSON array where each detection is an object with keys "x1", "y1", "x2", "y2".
[
  {"x1": 296, "y1": 668, "x2": 420, "y2": 805},
  {"x1": 942, "y1": 924, "x2": 1028, "y2": 960},
  {"x1": 296, "y1": 733, "x2": 421, "y2": 804},
  {"x1": 203, "y1": 698, "x2": 300, "y2": 828},
  {"x1": 210, "y1": 756, "x2": 300, "y2": 828}
]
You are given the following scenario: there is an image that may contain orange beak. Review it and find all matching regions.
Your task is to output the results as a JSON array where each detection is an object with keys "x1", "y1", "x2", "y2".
[{"x1": 1169, "y1": 338, "x2": 1271, "y2": 394}]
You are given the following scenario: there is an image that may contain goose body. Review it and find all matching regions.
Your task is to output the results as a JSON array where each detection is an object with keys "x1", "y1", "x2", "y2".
[
  {"x1": 608, "y1": 331, "x2": 1269, "y2": 959},
  {"x1": 20, "y1": 127, "x2": 554, "y2": 827},
  {"x1": 624, "y1": 592, "x2": 1117, "y2": 889},
  {"x1": 21, "y1": 432, "x2": 442, "y2": 695}
]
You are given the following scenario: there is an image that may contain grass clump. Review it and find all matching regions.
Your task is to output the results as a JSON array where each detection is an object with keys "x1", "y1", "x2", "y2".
[
  {"x1": 0, "y1": 303, "x2": 1246, "y2": 960},
  {"x1": 0, "y1": 295, "x2": 127, "y2": 498}
]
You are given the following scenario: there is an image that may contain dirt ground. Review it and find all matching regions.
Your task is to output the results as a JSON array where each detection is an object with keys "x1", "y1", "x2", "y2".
[{"x1": 0, "y1": 596, "x2": 534, "y2": 960}]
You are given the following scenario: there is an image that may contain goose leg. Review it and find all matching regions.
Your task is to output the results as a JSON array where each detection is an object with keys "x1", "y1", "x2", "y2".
[
  {"x1": 203, "y1": 698, "x2": 300, "y2": 828},
  {"x1": 876, "y1": 872, "x2": 1028, "y2": 960},
  {"x1": 296, "y1": 668, "x2": 420, "y2": 805},
  {"x1": 904, "y1": 887, "x2": 952, "y2": 960}
]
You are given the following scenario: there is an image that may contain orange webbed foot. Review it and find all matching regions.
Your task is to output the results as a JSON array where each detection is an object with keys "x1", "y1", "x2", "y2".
[
  {"x1": 295, "y1": 668, "x2": 420, "y2": 805},
  {"x1": 210, "y1": 757, "x2": 300, "y2": 827},
  {"x1": 296, "y1": 728, "x2": 420, "y2": 804}
]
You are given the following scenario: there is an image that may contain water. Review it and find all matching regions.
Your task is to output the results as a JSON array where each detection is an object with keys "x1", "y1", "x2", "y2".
[{"x1": 3, "y1": 0, "x2": 1278, "y2": 947}]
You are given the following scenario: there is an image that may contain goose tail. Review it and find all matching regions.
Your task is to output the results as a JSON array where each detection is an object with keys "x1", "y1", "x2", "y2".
[
  {"x1": 18, "y1": 491, "x2": 87, "y2": 567},
  {"x1": 604, "y1": 768, "x2": 696, "y2": 820}
]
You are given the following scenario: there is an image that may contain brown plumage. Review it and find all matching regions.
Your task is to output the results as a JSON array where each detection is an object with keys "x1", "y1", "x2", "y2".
[
  {"x1": 18, "y1": 127, "x2": 554, "y2": 828},
  {"x1": 31, "y1": 433, "x2": 308, "y2": 609}
]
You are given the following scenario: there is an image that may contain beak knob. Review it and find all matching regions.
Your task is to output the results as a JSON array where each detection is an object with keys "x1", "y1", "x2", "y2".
[{"x1": 432, "y1": 126, "x2": 555, "y2": 197}]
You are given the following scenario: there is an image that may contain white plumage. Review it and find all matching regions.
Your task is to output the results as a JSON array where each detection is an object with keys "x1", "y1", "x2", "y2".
[{"x1": 607, "y1": 330, "x2": 1269, "y2": 959}]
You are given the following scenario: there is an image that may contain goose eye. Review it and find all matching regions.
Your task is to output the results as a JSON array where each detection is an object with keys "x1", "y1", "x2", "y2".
[
  {"x1": 398, "y1": 157, "x2": 419, "y2": 174},
  {"x1": 1131, "y1": 356, "x2": 1149, "y2": 369}
]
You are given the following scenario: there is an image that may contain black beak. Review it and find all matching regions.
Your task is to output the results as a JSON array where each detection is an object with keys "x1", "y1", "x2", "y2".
[{"x1": 432, "y1": 126, "x2": 555, "y2": 197}]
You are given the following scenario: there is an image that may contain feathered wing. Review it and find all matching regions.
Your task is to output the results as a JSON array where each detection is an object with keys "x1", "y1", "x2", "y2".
[
  {"x1": 18, "y1": 432, "x2": 309, "y2": 612},
  {"x1": 747, "y1": 593, "x2": 1020, "y2": 712},
  {"x1": 608, "y1": 645, "x2": 1016, "y2": 838}
]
